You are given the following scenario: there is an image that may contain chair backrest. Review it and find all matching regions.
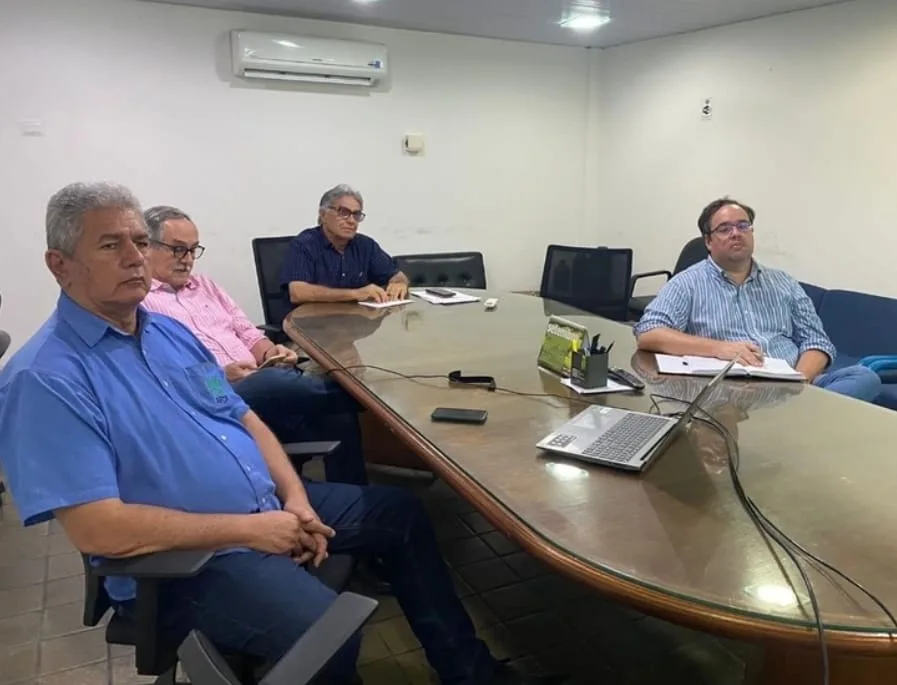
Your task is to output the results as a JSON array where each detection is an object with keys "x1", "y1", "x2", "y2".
[
  {"x1": 0, "y1": 330, "x2": 9, "y2": 361},
  {"x1": 539, "y1": 245, "x2": 633, "y2": 322},
  {"x1": 251, "y1": 236, "x2": 295, "y2": 328},
  {"x1": 673, "y1": 237, "x2": 709, "y2": 275},
  {"x1": 393, "y1": 252, "x2": 486, "y2": 289},
  {"x1": 799, "y1": 281, "x2": 827, "y2": 314}
]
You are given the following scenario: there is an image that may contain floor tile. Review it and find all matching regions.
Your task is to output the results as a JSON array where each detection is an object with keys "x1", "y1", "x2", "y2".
[
  {"x1": 358, "y1": 655, "x2": 411, "y2": 685},
  {"x1": 0, "y1": 611, "x2": 42, "y2": 649},
  {"x1": 43, "y1": 601, "x2": 94, "y2": 639},
  {"x1": 455, "y1": 558, "x2": 518, "y2": 593},
  {"x1": 461, "y1": 595, "x2": 500, "y2": 630},
  {"x1": 441, "y1": 536, "x2": 496, "y2": 567},
  {"x1": 45, "y1": 575, "x2": 85, "y2": 609},
  {"x1": 47, "y1": 553, "x2": 83, "y2": 582},
  {"x1": 47, "y1": 534, "x2": 75, "y2": 557},
  {"x1": 0, "y1": 584, "x2": 44, "y2": 620},
  {"x1": 395, "y1": 649, "x2": 438, "y2": 684},
  {"x1": 110, "y1": 655, "x2": 157, "y2": 684},
  {"x1": 481, "y1": 582, "x2": 541, "y2": 622},
  {"x1": 39, "y1": 627, "x2": 106, "y2": 675},
  {"x1": 0, "y1": 557, "x2": 47, "y2": 592},
  {"x1": 38, "y1": 661, "x2": 106, "y2": 685},
  {"x1": 359, "y1": 627, "x2": 391, "y2": 665},
  {"x1": 374, "y1": 616, "x2": 420, "y2": 656},
  {"x1": 481, "y1": 531, "x2": 520, "y2": 557},
  {"x1": 0, "y1": 641, "x2": 38, "y2": 684},
  {"x1": 459, "y1": 512, "x2": 495, "y2": 535}
]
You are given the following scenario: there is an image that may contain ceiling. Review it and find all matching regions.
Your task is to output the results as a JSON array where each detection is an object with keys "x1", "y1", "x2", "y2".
[{"x1": 144, "y1": 0, "x2": 853, "y2": 48}]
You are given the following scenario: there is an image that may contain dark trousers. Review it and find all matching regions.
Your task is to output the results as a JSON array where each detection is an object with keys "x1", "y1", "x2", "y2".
[
  {"x1": 232, "y1": 368, "x2": 368, "y2": 486},
  {"x1": 152, "y1": 483, "x2": 499, "y2": 684}
]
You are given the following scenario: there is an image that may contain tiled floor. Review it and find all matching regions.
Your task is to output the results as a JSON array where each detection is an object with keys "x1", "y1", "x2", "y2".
[{"x1": 0, "y1": 474, "x2": 759, "y2": 684}]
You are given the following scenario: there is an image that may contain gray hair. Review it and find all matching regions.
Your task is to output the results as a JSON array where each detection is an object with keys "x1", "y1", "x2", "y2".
[
  {"x1": 144, "y1": 205, "x2": 192, "y2": 241},
  {"x1": 318, "y1": 184, "x2": 363, "y2": 212},
  {"x1": 46, "y1": 182, "x2": 144, "y2": 255}
]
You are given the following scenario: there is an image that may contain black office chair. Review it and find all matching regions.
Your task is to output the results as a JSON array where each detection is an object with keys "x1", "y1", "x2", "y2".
[
  {"x1": 393, "y1": 252, "x2": 487, "y2": 289},
  {"x1": 251, "y1": 236, "x2": 296, "y2": 345},
  {"x1": 178, "y1": 593, "x2": 377, "y2": 685},
  {"x1": 82, "y1": 442, "x2": 359, "y2": 684},
  {"x1": 628, "y1": 237, "x2": 708, "y2": 320},
  {"x1": 539, "y1": 245, "x2": 633, "y2": 322}
]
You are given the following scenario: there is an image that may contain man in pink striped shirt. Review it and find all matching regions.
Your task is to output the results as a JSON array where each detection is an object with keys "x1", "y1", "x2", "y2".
[{"x1": 142, "y1": 206, "x2": 367, "y2": 486}]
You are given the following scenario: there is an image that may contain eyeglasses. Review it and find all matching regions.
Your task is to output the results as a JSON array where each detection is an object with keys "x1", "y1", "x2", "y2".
[
  {"x1": 152, "y1": 240, "x2": 205, "y2": 260},
  {"x1": 330, "y1": 206, "x2": 366, "y2": 222},
  {"x1": 710, "y1": 221, "x2": 754, "y2": 237}
]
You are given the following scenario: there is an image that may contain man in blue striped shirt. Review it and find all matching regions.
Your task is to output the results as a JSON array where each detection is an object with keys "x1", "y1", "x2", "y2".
[
  {"x1": 281, "y1": 185, "x2": 409, "y2": 306},
  {"x1": 634, "y1": 197, "x2": 881, "y2": 401}
]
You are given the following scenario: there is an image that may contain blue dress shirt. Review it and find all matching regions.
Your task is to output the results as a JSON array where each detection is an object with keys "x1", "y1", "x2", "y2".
[
  {"x1": 280, "y1": 226, "x2": 398, "y2": 292},
  {"x1": 0, "y1": 294, "x2": 281, "y2": 601},
  {"x1": 633, "y1": 258, "x2": 836, "y2": 367}
]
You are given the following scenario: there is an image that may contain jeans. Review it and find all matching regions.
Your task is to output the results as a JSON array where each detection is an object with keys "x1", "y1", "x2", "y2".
[
  {"x1": 813, "y1": 364, "x2": 882, "y2": 402},
  {"x1": 141, "y1": 483, "x2": 499, "y2": 684},
  {"x1": 232, "y1": 368, "x2": 368, "y2": 486}
]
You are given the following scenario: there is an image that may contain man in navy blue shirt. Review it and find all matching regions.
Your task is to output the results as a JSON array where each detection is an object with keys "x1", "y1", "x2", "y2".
[
  {"x1": 281, "y1": 185, "x2": 409, "y2": 305},
  {"x1": 0, "y1": 182, "x2": 564, "y2": 685}
]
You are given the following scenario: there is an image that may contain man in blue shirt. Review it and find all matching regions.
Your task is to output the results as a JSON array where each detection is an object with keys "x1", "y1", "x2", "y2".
[
  {"x1": 0, "y1": 182, "x2": 562, "y2": 685},
  {"x1": 281, "y1": 184, "x2": 409, "y2": 305},
  {"x1": 634, "y1": 197, "x2": 881, "y2": 401}
]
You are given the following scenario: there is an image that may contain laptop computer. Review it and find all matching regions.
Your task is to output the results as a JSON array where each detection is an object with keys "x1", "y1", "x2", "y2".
[{"x1": 536, "y1": 358, "x2": 736, "y2": 472}]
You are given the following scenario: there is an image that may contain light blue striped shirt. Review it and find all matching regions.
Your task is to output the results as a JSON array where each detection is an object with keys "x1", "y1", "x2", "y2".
[{"x1": 633, "y1": 258, "x2": 836, "y2": 367}]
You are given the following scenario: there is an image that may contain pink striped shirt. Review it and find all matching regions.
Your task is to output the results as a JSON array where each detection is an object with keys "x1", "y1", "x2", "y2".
[{"x1": 142, "y1": 275, "x2": 266, "y2": 366}]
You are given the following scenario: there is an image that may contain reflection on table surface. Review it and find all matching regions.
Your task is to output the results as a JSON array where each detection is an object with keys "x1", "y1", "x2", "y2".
[{"x1": 285, "y1": 292, "x2": 897, "y2": 636}]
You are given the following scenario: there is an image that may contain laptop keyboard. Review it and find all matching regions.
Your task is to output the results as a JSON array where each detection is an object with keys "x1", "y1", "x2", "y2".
[{"x1": 580, "y1": 413, "x2": 671, "y2": 463}]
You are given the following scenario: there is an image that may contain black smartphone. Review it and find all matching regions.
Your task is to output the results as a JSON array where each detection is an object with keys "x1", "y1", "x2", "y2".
[
  {"x1": 425, "y1": 287, "x2": 456, "y2": 298},
  {"x1": 431, "y1": 407, "x2": 488, "y2": 425}
]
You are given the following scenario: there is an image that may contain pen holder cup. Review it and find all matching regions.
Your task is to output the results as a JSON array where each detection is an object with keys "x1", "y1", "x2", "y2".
[{"x1": 570, "y1": 351, "x2": 609, "y2": 389}]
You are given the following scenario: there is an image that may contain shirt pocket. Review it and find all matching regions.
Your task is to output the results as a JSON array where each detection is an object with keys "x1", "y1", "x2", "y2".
[{"x1": 167, "y1": 361, "x2": 239, "y2": 415}]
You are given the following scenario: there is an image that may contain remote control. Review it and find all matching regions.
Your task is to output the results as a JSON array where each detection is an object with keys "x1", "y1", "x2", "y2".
[
  {"x1": 608, "y1": 367, "x2": 646, "y2": 390},
  {"x1": 484, "y1": 298, "x2": 498, "y2": 310}
]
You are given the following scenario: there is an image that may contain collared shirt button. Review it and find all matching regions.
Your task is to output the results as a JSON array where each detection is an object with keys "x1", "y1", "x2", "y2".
[{"x1": 220, "y1": 435, "x2": 227, "y2": 441}]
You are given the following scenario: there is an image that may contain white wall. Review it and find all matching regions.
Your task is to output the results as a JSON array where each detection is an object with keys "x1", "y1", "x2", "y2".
[
  {"x1": 594, "y1": 0, "x2": 897, "y2": 297},
  {"x1": 0, "y1": 0, "x2": 590, "y2": 354}
]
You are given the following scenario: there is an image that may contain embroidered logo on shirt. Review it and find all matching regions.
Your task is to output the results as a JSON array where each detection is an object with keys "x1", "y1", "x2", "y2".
[{"x1": 204, "y1": 375, "x2": 230, "y2": 404}]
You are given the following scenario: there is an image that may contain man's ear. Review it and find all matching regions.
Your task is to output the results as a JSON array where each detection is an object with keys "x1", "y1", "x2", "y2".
[{"x1": 45, "y1": 249, "x2": 70, "y2": 287}]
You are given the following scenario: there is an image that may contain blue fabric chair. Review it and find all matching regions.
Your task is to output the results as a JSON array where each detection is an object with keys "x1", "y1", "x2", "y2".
[{"x1": 816, "y1": 289, "x2": 897, "y2": 371}]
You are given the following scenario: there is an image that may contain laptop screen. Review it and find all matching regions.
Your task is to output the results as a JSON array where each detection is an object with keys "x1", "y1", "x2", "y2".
[{"x1": 671, "y1": 358, "x2": 737, "y2": 429}]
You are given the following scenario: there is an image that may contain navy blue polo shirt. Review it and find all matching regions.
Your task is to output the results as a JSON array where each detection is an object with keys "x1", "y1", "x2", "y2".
[
  {"x1": 0, "y1": 294, "x2": 281, "y2": 601},
  {"x1": 280, "y1": 226, "x2": 398, "y2": 291}
]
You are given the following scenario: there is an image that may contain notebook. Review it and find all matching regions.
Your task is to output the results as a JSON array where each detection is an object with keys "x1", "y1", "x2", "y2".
[
  {"x1": 409, "y1": 288, "x2": 481, "y2": 305},
  {"x1": 655, "y1": 354, "x2": 804, "y2": 381}
]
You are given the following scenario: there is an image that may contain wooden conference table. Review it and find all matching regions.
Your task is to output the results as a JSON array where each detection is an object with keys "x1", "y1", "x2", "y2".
[{"x1": 284, "y1": 291, "x2": 897, "y2": 684}]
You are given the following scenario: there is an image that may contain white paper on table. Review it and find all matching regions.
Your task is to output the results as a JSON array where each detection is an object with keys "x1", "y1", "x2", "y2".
[
  {"x1": 655, "y1": 354, "x2": 804, "y2": 381},
  {"x1": 409, "y1": 288, "x2": 481, "y2": 305},
  {"x1": 560, "y1": 377, "x2": 636, "y2": 395},
  {"x1": 357, "y1": 299, "x2": 415, "y2": 309}
]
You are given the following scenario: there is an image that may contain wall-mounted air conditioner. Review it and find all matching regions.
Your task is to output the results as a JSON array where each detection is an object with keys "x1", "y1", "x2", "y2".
[{"x1": 231, "y1": 30, "x2": 388, "y2": 87}]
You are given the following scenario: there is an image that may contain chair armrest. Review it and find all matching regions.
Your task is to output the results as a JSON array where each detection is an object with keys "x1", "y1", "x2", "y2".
[
  {"x1": 178, "y1": 593, "x2": 378, "y2": 685},
  {"x1": 262, "y1": 592, "x2": 378, "y2": 685},
  {"x1": 257, "y1": 323, "x2": 282, "y2": 334},
  {"x1": 282, "y1": 441, "x2": 342, "y2": 459},
  {"x1": 629, "y1": 270, "x2": 673, "y2": 295},
  {"x1": 879, "y1": 369, "x2": 897, "y2": 384},
  {"x1": 91, "y1": 550, "x2": 213, "y2": 578}
]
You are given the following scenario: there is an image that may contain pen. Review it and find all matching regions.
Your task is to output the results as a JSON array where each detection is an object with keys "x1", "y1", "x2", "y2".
[
  {"x1": 590, "y1": 334, "x2": 600, "y2": 354},
  {"x1": 604, "y1": 342, "x2": 614, "y2": 356}
]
